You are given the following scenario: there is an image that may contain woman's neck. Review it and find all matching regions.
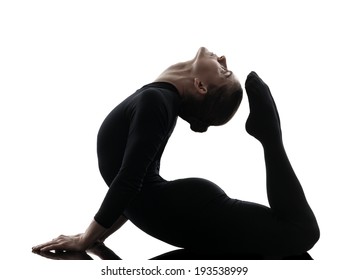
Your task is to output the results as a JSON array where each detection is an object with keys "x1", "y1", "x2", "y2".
[{"x1": 154, "y1": 60, "x2": 195, "y2": 96}]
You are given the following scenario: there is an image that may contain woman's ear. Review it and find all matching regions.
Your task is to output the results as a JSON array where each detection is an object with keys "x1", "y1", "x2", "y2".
[{"x1": 194, "y1": 78, "x2": 208, "y2": 95}]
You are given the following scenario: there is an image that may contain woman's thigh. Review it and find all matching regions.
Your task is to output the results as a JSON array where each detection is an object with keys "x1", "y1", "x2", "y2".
[
  {"x1": 125, "y1": 178, "x2": 226, "y2": 246},
  {"x1": 125, "y1": 178, "x2": 305, "y2": 256}
]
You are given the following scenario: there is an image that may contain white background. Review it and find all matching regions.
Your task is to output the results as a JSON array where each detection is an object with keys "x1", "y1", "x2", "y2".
[{"x1": 1, "y1": 0, "x2": 347, "y2": 279}]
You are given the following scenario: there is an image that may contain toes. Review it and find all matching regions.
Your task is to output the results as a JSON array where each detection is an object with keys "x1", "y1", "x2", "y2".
[
  {"x1": 247, "y1": 71, "x2": 258, "y2": 79},
  {"x1": 246, "y1": 71, "x2": 269, "y2": 85},
  {"x1": 245, "y1": 71, "x2": 259, "y2": 84},
  {"x1": 245, "y1": 71, "x2": 261, "y2": 92},
  {"x1": 245, "y1": 71, "x2": 271, "y2": 96}
]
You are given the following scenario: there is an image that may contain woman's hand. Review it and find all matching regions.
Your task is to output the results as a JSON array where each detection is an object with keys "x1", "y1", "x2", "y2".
[
  {"x1": 32, "y1": 219, "x2": 108, "y2": 253},
  {"x1": 32, "y1": 233, "x2": 87, "y2": 252},
  {"x1": 33, "y1": 249, "x2": 93, "y2": 260}
]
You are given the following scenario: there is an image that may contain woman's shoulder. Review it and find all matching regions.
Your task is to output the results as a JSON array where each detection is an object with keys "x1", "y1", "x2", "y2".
[{"x1": 137, "y1": 83, "x2": 180, "y2": 110}]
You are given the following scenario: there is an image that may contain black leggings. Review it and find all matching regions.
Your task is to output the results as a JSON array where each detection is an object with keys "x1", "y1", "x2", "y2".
[{"x1": 125, "y1": 140, "x2": 319, "y2": 257}]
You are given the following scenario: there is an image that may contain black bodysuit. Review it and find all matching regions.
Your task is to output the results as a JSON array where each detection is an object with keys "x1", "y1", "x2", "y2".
[{"x1": 94, "y1": 81, "x2": 319, "y2": 256}]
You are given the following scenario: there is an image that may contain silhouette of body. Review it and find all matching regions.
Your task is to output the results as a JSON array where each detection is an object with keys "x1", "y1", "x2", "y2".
[
  {"x1": 32, "y1": 48, "x2": 319, "y2": 258},
  {"x1": 95, "y1": 72, "x2": 319, "y2": 257}
]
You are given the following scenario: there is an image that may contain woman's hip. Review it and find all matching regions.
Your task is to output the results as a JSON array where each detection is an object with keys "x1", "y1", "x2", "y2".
[{"x1": 124, "y1": 177, "x2": 231, "y2": 247}]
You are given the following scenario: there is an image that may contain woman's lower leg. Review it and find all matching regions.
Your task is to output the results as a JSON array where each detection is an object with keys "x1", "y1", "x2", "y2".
[{"x1": 245, "y1": 72, "x2": 319, "y2": 248}]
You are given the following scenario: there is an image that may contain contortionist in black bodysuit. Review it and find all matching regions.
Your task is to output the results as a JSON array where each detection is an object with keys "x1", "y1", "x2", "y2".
[{"x1": 33, "y1": 47, "x2": 320, "y2": 257}]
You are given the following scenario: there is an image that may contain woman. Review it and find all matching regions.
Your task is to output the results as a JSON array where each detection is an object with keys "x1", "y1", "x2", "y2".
[{"x1": 32, "y1": 47, "x2": 319, "y2": 258}]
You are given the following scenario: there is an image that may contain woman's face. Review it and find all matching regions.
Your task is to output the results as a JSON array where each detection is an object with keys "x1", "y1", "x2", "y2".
[{"x1": 193, "y1": 47, "x2": 235, "y2": 86}]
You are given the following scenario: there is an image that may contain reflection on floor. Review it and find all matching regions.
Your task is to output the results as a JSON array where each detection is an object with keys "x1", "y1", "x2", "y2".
[
  {"x1": 150, "y1": 248, "x2": 313, "y2": 260},
  {"x1": 32, "y1": 243, "x2": 313, "y2": 260}
]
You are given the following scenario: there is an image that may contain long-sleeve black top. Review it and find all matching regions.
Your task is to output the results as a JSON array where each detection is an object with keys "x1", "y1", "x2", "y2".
[{"x1": 94, "y1": 82, "x2": 181, "y2": 228}]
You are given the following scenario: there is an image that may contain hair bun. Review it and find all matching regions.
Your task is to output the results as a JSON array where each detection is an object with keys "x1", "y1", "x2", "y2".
[{"x1": 190, "y1": 120, "x2": 208, "y2": 133}]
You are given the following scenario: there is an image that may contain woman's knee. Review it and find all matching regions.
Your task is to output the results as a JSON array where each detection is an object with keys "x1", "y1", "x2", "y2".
[
  {"x1": 292, "y1": 220, "x2": 320, "y2": 254},
  {"x1": 304, "y1": 221, "x2": 320, "y2": 251}
]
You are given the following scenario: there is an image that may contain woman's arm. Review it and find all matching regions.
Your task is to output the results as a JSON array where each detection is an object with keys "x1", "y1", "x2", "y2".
[
  {"x1": 33, "y1": 90, "x2": 172, "y2": 252},
  {"x1": 97, "y1": 215, "x2": 128, "y2": 243},
  {"x1": 32, "y1": 215, "x2": 128, "y2": 252},
  {"x1": 94, "y1": 90, "x2": 171, "y2": 228}
]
